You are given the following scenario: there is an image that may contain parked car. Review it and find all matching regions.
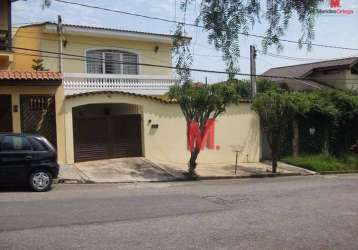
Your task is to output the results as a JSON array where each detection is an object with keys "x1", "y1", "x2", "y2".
[{"x1": 0, "y1": 133, "x2": 59, "y2": 192}]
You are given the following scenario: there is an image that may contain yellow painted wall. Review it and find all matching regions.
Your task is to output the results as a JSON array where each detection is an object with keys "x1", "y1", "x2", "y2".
[
  {"x1": 0, "y1": 85, "x2": 66, "y2": 164},
  {"x1": 64, "y1": 93, "x2": 261, "y2": 165},
  {"x1": 0, "y1": 0, "x2": 8, "y2": 30},
  {"x1": 310, "y1": 69, "x2": 358, "y2": 90},
  {"x1": 13, "y1": 25, "x2": 173, "y2": 75},
  {"x1": 346, "y1": 70, "x2": 358, "y2": 90},
  {"x1": 12, "y1": 26, "x2": 42, "y2": 71}
]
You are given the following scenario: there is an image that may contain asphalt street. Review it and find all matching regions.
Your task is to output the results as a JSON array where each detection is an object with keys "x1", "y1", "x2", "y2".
[{"x1": 0, "y1": 175, "x2": 358, "y2": 250}]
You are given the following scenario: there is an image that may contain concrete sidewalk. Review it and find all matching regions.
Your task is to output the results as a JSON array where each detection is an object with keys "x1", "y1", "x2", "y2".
[
  {"x1": 58, "y1": 158, "x2": 315, "y2": 184},
  {"x1": 154, "y1": 161, "x2": 315, "y2": 180}
]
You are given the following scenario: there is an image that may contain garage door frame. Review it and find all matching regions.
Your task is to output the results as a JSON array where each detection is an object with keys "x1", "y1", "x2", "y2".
[{"x1": 73, "y1": 105, "x2": 143, "y2": 163}]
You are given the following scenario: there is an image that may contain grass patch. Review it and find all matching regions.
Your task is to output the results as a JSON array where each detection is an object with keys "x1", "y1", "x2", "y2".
[{"x1": 281, "y1": 154, "x2": 358, "y2": 172}]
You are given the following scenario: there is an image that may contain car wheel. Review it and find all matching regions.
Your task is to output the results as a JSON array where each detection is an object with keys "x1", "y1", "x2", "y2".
[{"x1": 29, "y1": 170, "x2": 53, "y2": 192}]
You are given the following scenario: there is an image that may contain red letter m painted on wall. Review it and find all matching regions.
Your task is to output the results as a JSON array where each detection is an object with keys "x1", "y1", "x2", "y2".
[
  {"x1": 330, "y1": 0, "x2": 341, "y2": 8},
  {"x1": 187, "y1": 119, "x2": 216, "y2": 152}
]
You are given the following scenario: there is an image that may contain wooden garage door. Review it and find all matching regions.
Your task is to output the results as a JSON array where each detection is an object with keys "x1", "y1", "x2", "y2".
[
  {"x1": 73, "y1": 114, "x2": 142, "y2": 162},
  {"x1": 0, "y1": 95, "x2": 12, "y2": 132}
]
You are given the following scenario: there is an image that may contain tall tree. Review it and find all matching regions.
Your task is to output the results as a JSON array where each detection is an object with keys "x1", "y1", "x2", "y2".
[
  {"x1": 176, "y1": 0, "x2": 323, "y2": 74},
  {"x1": 169, "y1": 82, "x2": 240, "y2": 177},
  {"x1": 252, "y1": 87, "x2": 308, "y2": 173}
]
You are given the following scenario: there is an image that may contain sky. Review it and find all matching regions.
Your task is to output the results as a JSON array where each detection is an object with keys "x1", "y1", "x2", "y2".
[{"x1": 12, "y1": 0, "x2": 358, "y2": 83}]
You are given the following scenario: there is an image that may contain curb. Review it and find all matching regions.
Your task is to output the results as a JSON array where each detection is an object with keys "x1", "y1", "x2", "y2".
[
  {"x1": 54, "y1": 172, "x2": 303, "y2": 185},
  {"x1": 319, "y1": 170, "x2": 358, "y2": 175},
  {"x1": 55, "y1": 179, "x2": 85, "y2": 184},
  {"x1": 198, "y1": 172, "x2": 301, "y2": 180},
  {"x1": 142, "y1": 158, "x2": 187, "y2": 180}
]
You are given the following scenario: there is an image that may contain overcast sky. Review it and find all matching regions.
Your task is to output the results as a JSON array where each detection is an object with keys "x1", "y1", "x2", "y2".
[{"x1": 12, "y1": 0, "x2": 358, "y2": 82}]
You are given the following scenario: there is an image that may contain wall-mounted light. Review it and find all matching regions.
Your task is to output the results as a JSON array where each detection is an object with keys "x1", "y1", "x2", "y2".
[
  {"x1": 13, "y1": 105, "x2": 18, "y2": 113},
  {"x1": 154, "y1": 45, "x2": 159, "y2": 53}
]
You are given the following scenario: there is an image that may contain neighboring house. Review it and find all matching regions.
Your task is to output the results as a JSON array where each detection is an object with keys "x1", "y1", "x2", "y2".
[
  {"x1": 0, "y1": 1, "x2": 66, "y2": 162},
  {"x1": 0, "y1": 0, "x2": 17, "y2": 70},
  {"x1": 262, "y1": 57, "x2": 358, "y2": 90},
  {"x1": 13, "y1": 22, "x2": 179, "y2": 95},
  {"x1": 0, "y1": 71, "x2": 66, "y2": 163}
]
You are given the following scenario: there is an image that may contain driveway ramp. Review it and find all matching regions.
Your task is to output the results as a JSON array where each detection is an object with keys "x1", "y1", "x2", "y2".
[{"x1": 74, "y1": 158, "x2": 178, "y2": 183}]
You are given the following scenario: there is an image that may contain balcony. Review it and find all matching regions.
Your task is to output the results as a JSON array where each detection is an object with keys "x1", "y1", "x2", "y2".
[
  {"x1": 63, "y1": 73, "x2": 178, "y2": 96},
  {"x1": 0, "y1": 30, "x2": 9, "y2": 51}
]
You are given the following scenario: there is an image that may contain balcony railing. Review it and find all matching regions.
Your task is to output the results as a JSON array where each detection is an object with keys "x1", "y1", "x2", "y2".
[
  {"x1": 63, "y1": 73, "x2": 178, "y2": 95},
  {"x1": 0, "y1": 30, "x2": 9, "y2": 50}
]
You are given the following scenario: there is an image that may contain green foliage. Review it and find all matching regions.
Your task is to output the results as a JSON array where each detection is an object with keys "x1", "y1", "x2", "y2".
[
  {"x1": 172, "y1": 24, "x2": 192, "y2": 83},
  {"x1": 252, "y1": 88, "x2": 307, "y2": 134},
  {"x1": 282, "y1": 154, "x2": 358, "y2": 172},
  {"x1": 169, "y1": 82, "x2": 240, "y2": 123},
  {"x1": 41, "y1": 0, "x2": 51, "y2": 9},
  {"x1": 252, "y1": 86, "x2": 309, "y2": 172},
  {"x1": 168, "y1": 82, "x2": 240, "y2": 176},
  {"x1": 31, "y1": 58, "x2": 48, "y2": 71},
  {"x1": 304, "y1": 90, "x2": 339, "y2": 120},
  {"x1": 180, "y1": 0, "x2": 323, "y2": 72}
]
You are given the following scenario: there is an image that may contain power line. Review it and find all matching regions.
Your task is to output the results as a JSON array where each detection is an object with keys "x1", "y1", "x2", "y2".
[
  {"x1": 14, "y1": 31, "x2": 329, "y2": 62},
  {"x1": 11, "y1": 46, "x2": 358, "y2": 83},
  {"x1": 13, "y1": 33, "x2": 253, "y2": 61},
  {"x1": 259, "y1": 51, "x2": 325, "y2": 62},
  {"x1": 13, "y1": 33, "x2": 357, "y2": 67},
  {"x1": 51, "y1": 0, "x2": 358, "y2": 52}
]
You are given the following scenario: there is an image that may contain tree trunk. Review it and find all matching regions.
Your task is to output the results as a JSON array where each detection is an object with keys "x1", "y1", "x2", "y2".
[
  {"x1": 292, "y1": 119, "x2": 299, "y2": 157},
  {"x1": 188, "y1": 148, "x2": 200, "y2": 177},
  {"x1": 272, "y1": 152, "x2": 278, "y2": 174},
  {"x1": 270, "y1": 131, "x2": 280, "y2": 174},
  {"x1": 323, "y1": 124, "x2": 329, "y2": 155}
]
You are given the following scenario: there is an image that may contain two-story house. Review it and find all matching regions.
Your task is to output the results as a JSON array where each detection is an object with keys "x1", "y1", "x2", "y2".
[
  {"x1": 13, "y1": 22, "x2": 177, "y2": 96},
  {"x1": 4, "y1": 3, "x2": 261, "y2": 167},
  {"x1": 0, "y1": 0, "x2": 15, "y2": 70},
  {"x1": 262, "y1": 57, "x2": 358, "y2": 90},
  {"x1": 10, "y1": 21, "x2": 261, "y2": 165},
  {"x1": 0, "y1": 1, "x2": 66, "y2": 163}
]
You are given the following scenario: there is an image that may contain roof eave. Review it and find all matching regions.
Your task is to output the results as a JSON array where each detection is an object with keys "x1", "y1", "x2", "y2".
[{"x1": 43, "y1": 23, "x2": 175, "y2": 44}]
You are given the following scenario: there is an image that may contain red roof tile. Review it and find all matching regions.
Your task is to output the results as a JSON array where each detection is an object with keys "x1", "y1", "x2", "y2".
[{"x1": 0, "y1": 71, "x2": 62, "y2": 81}]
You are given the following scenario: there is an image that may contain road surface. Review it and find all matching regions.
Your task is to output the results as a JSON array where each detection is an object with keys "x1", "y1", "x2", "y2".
[{"x1": 0, "y1": 175, "x2": 357, "y2": 249}]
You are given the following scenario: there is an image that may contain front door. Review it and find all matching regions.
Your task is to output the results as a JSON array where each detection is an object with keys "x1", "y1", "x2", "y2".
[
  {"x1": 0, "y1": 135, "x2": 32, "y2": 185},
  {"x1": 20, "y1": 95, "x2": 57, "y2": 148},
  {"x1": 0, "y1": 95, "x2": 12, "y2": 132}
]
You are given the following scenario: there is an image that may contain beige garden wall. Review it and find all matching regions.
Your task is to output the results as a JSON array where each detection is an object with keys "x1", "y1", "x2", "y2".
[{"x1": 64, "y1": 92, "x2": 261, "y2": 165}]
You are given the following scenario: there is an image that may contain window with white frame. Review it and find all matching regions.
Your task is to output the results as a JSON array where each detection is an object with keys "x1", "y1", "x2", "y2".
[{"x1": 86, "y1": 50, "x2": 139, "y2": 74}]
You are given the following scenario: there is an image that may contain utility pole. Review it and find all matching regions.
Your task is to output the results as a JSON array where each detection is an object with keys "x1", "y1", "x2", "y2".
[
  {"x1": 250, "y1": 45, "x2": 257, "y2": 99},
  {"x1": 57, "y1": 15, "x2": 63, "y2": 73}
]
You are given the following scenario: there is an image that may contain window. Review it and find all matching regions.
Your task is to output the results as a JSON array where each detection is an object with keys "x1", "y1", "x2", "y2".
[
  {"x1": 86, "y1": 50, "x2": 139, "y2": 75},
  {"x1": 29, "y1": 137, "x2": 47, "y2": 151},
  {"x1": 1, "y1": 136, "x2": 32, "y2": 151}
]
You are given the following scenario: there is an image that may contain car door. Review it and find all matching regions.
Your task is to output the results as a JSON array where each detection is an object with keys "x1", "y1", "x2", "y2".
[{"x1": 0, "y1": 135, "x2": 33, "y2": 185}]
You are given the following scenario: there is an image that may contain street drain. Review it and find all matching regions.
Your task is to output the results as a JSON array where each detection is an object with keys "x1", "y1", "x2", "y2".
[{"x1": 202, "y1": 195, "x2": 254, "y2": 205}]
